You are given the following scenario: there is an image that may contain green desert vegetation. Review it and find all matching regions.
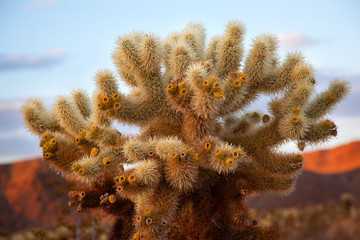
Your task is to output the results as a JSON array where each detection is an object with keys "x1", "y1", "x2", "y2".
[{"x1": 22, "y1": 21, "x2": 349, "y2": 239}]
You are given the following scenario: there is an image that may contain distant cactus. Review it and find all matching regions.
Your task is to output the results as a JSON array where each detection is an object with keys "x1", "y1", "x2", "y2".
[
  {"x1": 341, "y1": 193, "x2": 354, "y2": 216},
  {"x1": 22, "y1": 21, "x2": 349, "y2": 239}
]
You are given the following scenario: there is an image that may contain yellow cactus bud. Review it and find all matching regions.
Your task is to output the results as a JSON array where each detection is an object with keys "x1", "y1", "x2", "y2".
[
  {"x1": 204, "y1": 142, "x2": 212, "y2": 152},
  {"x1": 44, "y1": 152, "x2": 54, "y2": 159},
  {"x1": 119, "y1": 175, "x2": 126, "y2": 184},
  {"x1": 233, "y1": 79, "x2": 241, "y2": 88},
  {"x1": 98, "y1": 102, "x2": 105, "y2": 110},
  {"x1": 39, "y1": 139, "x2": 47, "y2": 147},
  {"x1": 225, "y1": 158, "x2": 234, "y2": 167},
  {"x1": 112, "y1": 93, "x2": 120, "y2": 101},
  {"x1": 326, "y1": 93, "x2": 335, "y2": 101},
  {"x1": 105, "y1": 109, "x2": 113, "y2": 117},
  {"x1": 214, "y1": 148, "x2": 221, "y2": 155},
  {"x1": 214, "y1": 149, "x2": 225, "y2": 159},
  {"x1": 192, "y1": 153, "x2": 199, "y2": 162},
  {"x1": 109, "y1": 194, "x2": 116, "y2": 203},
  {"x1": 44, "y1": 138, "x2": 58, "y2": 152},
  {"x1": 167, "y1": 84, "x2": 177, "y2": 94},
  {"x1": 236, "y1": 148, "x2": 244, "y2": 156},
  {"x1": 202, "y1": 80, "x2": 209, "y2": 89},
  {"x1": 87, "y1": 126, "x2": 99, "y2": 139},
  {"x1": 179, "y1": 88, "x2": 188, "y2": 97},
  {"x1": 90, "y1": 148, "x2": 100, "y2": 157},
  {"x1": 50, "y1": 138, "x2": 57, "y2": 145},
  {"x1": 322, "y1": 119, "x2": 332, "y2": 129},
  {"x1": 76, "y1": 130, "x2": 87, "y2": 145},
  {"x1": 183, "y1": 148, "x2": 190, "y2": 154},
  {"x1": 103, "y1": 157, "x2": 111, "y2": 166},
  {"x1": 238, "y1": 72, "x2": 247, "y2": 83},
  {"x1": 172, "y1": 152, "x2": 180, "y2": 161},
  {"x1": 78, "y1": 168, "x2": 86, "y2": 176},
  {"x1": 178, "y1": 81, "x2": 186, "y2": 89},
  {"x1": 144, "y1": 208, "x2": 151, "y2": 216},
  {"x1": 80, "y1": 130, "x2": 86, "y2": 138},
  {"x1": 42, "y1": 143, "x2": 49, "y2": 152},
  {"x1": 291, "y1": 117, "x2": 299, "y2": 124},
  {"x1": 42, "y1": 132, "x2": 53, "y2": 141},
  {"x1": 114, "y1": 102, "x2": 122, "y2": 111},
  {"x1": 213, "y1": 89, "x2": 224, "y2": 98},
  {"x1": 292, "y1": 107, "x2": 300, "y2": 115},
  {"x1": 210, "y1": 76, "x2": 218, "y2": 82},
  {"x1": 211, "y1": 82, "x2": 220, "y2": 92},
  {"x1": 133, "y1": 231, "x2": 141, "y2": 240},
  {"x1": 128, "y1": 174, "x2": 136, "y2": 183},
  {"x1": 103, "y1": 96, "x2": 110, "y2": 104},
  {"x1": 72, "y1": 163, "x2": 80, "y2": 171}
]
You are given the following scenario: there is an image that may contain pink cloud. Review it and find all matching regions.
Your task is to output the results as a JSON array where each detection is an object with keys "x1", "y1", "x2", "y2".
[
  {"x1": 0, "y1": 100, "x2": 24, "y2": 111},
  {"x1": 277, "y1": 32, "x2": 318, "y2": 48},
  {"x1": 49, "y1": 48, "x2": 67, "y2": 57}
]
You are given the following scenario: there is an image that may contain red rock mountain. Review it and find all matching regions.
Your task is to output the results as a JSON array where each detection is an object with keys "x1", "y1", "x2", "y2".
[
  {"x1": 0, "y1": 158, "x2": 69, "y2": 232},
  {"x1": 246, "y1": 167, "x2": 360, "y2": 209},
  {"x1": 0, "y1": 141, "x2": 359, "y2": 231},
  {"x1": 303, "y1": 141, "x2": 360, "y2": 174}
]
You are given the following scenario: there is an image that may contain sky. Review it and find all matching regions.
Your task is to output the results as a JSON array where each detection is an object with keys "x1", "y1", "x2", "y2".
[{"x1": 0, "y1": 0, "x2": 359, "y2": 163}]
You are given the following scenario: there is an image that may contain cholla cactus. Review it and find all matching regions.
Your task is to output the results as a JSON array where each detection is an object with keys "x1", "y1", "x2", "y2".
[{"x1": 22, "y1": 21, "x2": 349, "y2": 239}]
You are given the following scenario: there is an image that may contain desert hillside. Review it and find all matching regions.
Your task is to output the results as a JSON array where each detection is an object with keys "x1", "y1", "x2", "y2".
[
  {"x1": 303, "y1": 141, "x2": 360, "y2": 174},
  {"x1": 246, "y1": 167, "x2": 360, "y2": 209},
  {"x1": 0, "y1": 141, "x2": 359, "y2": 232},
  {"x1": 0, "y1": 159, "x2": 68, "y2": 231}
]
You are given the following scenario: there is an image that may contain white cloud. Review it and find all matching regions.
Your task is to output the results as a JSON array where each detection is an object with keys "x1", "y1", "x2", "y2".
[
  {"x1": 22, "y1": 0, "x2": 57, "y2": 10},
  {"x1": 0, "y1": 48, "x2": 66, "y2": 71},
  {"x1": 277, "y1": 32, "x2": 318, "y2": 48},
  {"x1": 0, "y1": 128, "x2": 31, "y2": 139}
]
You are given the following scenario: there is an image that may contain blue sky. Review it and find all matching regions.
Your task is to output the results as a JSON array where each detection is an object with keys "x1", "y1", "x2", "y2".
[{"x1": 0, "y1": 0, "x2": 359, "y2": 163}]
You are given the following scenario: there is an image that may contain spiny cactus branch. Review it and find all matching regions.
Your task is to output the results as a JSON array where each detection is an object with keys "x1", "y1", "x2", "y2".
[{"x1": 22, "y1": 20, "x2": 349, "y2": 240}]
